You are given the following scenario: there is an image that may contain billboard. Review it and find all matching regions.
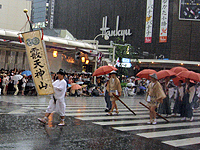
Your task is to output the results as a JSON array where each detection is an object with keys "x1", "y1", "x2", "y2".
[{"x1": 179, "y1": 0, "x2": 200, "y2": 21}]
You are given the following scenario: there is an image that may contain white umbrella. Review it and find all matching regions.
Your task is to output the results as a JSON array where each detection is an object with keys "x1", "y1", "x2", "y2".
[
  {"x1": 12, "y1": 74, "x2": 23, "y2": 81},
  {"x1": 126, "y1": 83, "x2": 135, "y2": 87}
]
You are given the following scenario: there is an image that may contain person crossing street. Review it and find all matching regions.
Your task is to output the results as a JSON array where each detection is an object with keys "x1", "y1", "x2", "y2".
[{"x1": 38, "y1": 69, "x2": 67, "y2": 126}]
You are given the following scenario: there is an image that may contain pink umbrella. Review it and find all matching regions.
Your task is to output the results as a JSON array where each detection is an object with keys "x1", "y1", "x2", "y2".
[{"x1": 71, "y1": 84, "x2": 82, "y2": 90}]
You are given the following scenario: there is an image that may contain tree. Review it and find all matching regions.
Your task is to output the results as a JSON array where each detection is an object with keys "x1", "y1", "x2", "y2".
[{"x1": 109, "y1": 38, "x2": 142, "y2": 77}]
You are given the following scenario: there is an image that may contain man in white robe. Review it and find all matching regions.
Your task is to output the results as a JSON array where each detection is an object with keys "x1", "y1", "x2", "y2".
[{"x1": 38, "y1": 69, "x2": 66, "y2": 126}]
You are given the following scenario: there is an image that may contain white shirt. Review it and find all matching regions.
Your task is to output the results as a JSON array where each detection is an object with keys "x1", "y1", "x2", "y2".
[{"x1": 53, "y1": 79, "x2": 66, "y2": 100}]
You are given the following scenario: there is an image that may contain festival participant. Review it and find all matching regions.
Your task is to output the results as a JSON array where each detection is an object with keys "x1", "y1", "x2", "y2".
[
  {"x1": 106, "y1": 71, "x2": 122, "y2": 116},
  {"x1": 38, "y1": 69, "x2": 67, "y2": 126},
  {"x1": 180, "y1": 78, "x2": 195, "y2": 121},
  {"x1": 172, "y1": 80, "x2": 184, "y2": 116},
  {"x1": 146, "y1": 73, "x2": 166, "y2": 124},
  {"x1": 104, "y1": 76, "x2": 112, "y2": 112},
  {"x1": 158, "y1": 76, "x2": 174, "y2": 117}
]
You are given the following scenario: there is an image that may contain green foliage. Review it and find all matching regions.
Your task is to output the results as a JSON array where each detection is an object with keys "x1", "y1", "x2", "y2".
[
  {"x1": 109, "y1": 37, "x2": 140, "y2": 60},
  {"x1": 121, "y1": 82, "x2": 127, "y2": 88}
]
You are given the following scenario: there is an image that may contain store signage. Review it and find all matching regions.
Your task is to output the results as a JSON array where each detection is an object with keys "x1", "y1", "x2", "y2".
[
  {"x1": 117, "y1": 63, "x2": 132, "y2": 68},
  {"x1": 179, "y1": 0, "x2": 200, "y2": 21},
  {"x1": 145, "y1": 0, "x2": 154, "y2": 43},
  {"x1": 22, "y1": 30, "x2": 54, "y2": 95},
  {"x1": 159, "y1": 0, "x2": 169, "y2": 43},
  {"x1": 122, "y1": 58, "x2": 131, "y2": 63},
  {"x1": 100, "y1": 16, "x2": 132, "y2": 41}
]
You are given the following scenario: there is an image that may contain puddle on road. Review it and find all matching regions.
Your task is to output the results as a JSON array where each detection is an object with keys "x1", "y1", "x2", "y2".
[{"x1": 0, "y1": 101, "x2": 22, "y2": 113}]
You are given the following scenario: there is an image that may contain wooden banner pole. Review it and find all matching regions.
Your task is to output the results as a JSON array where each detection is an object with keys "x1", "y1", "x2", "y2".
[
  {"x1": 112, "y1": 93, "x2": 136, "y2": 115},
  {"x1": 139, "y1": 102, "x2": 169, "y2": 123}
]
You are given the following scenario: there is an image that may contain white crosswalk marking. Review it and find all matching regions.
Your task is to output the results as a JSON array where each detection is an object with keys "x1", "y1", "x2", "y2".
[
  {"x1": 6, "y1": 97, "x2": 200, "y2": 149},
  {"x1": 137, "y1": 128, "x2": 200, "y2": 138},
  {"x1": 162, "y1": 137, "x2": 200, "y2": 147}
]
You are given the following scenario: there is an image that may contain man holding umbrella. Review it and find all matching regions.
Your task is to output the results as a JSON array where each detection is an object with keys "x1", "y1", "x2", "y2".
[{"x1": 38, "y1": 69, "x2": 67, "y2": 126}]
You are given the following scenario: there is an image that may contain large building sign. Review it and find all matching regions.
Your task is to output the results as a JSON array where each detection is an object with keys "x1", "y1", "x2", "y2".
[
  {"x1": 145, "y1": 0, "x2": 154, "y2": 43},
  {"x1": 100, "y1": 16, "x2": 132, "y2": 41},
  {"x1": 22, "y1": 30, "x2": 54, "y2": 95},
  {"x1": 159, "y1": 0, "x2": 169, "y2": 43},
  {"x1": 179, "y1": 0, "x2": 200, "y2": 21}
]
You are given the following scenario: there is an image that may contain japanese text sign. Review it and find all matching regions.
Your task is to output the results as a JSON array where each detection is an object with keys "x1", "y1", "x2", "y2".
[
  {"x1": 159, "y1": 0, "x2": 169, "y2": 43},
  {"x1": 22, "y1": 30, "x2": 54, "y2": 95}
]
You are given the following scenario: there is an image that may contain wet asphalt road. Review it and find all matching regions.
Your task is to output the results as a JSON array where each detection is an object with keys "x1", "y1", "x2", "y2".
[{"x1": 0, "y1": 95, "x2": 181, "y2": 150}]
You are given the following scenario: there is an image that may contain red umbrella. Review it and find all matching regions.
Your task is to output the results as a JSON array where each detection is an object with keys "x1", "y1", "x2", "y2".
[
  {"x1": 135, "y1": 78, "x2": 141, "y2": 81},
  {"x1": 136, "y1": 69, "x2": 157, "y2": 79},
  {"x1": 92, "y1": 65, "x2": 118, "y2": 76},
  {"x1": 156, "y1": 70, "x2": 176, "y2": 80},
  {"x1": 170, "y1": 67, "x2": 188, "y2": 74},
  {"x1": 177, "y1": 71, "x2": 200, "y2": 82},
  {"x1": 172, "y1": 76, "x2": 185, "y2": 86}
]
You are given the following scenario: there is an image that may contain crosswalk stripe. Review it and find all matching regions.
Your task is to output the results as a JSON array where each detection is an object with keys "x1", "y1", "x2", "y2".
[
  {"x1": 113, "y1": 121, "x2": 200, "y2": 131},
  {"x1": 76, "y1": 115, "x2": 149, "y2": 121},
  {"x1": 137, "y1": 128, "x2": 200, "y2": 138},
  {"x1": 93, "y1": 117, "x2": 200, "y2": 126},
  {"x1": 162, "y1": 137, "x2": 200, "y2": 147},
  {"x1": 65, "y1": 111, "x2": 148, "y2": 116}
]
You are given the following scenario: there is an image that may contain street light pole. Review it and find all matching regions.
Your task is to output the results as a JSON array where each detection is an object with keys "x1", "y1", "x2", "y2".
[{"x1": 93, "y1": 33, "x2": 109, "y2": 85}]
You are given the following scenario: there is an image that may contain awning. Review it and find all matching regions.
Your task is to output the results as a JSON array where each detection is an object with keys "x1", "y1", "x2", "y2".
[{"x1": 0, "y1": 28, "x2": 97, "y2": 51}]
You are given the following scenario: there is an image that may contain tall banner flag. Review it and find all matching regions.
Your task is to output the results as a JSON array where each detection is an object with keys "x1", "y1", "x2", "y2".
[
  {"x1": 22, "y1": 30, "x2": 54, "y2": 95},
  {"x1": 159, "y1": 0, "x2": 169, "y2": 43},
  {"x1": 145, "y1": 0, "x2": 154, "y2": 43}
]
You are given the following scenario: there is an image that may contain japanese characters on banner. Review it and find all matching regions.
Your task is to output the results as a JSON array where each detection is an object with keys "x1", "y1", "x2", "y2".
[
  {"x1": 159, "y1": 0, "x2": 169, "y2": 43},
  {"x1": 22, "y1": 30, "x2": 54, "y2": 95},
  {"x1": 145, "y1": 0, "x2": 154, "y2": 43}
]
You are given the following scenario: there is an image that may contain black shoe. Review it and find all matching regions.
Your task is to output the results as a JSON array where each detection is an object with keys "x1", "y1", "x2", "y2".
[{"x1": 105, "y1": 109, "x2": 109, "y2": 112}]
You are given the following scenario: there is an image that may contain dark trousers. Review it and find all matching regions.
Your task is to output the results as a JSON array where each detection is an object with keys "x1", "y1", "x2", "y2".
[{"x1": 105, "y1": 90, "x2": 112, "y2": 110}]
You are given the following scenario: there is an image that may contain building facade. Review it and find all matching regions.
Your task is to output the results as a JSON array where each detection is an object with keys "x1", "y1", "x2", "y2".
[
  {"x1": 53, "y1": 0, "x2": 200, "y2": 61},
  {"x1": 0, "y1": 0, "x2": 32, "y2": 31}
]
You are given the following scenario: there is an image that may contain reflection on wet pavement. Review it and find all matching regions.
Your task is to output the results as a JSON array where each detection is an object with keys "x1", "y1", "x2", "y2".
[{"x1": 0, "y1": 96, "x2": 181, "y2": 150}]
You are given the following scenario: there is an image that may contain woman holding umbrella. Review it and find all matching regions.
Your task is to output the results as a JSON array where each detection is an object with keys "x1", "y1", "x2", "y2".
[
  {"x1": 158, "y1": 76, "x2": 174, "y2": 117},
  {"x1": 180, "y1": 78, "x2": 195, "y2": 121},
  {"x1": 172, "y1": 80, "x2": 184, "y2": 116}
]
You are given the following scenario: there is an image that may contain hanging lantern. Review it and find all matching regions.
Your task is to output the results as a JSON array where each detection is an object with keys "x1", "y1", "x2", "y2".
[
  {"x1": 53, "y1": 50, "x2": 58, "y2": 58},
  {"x1": 81, "y1": 57, "x2": 86, "y2": 63},
  {"x1": 85, "y1": 59, "x2": 89, "y2": 65}
]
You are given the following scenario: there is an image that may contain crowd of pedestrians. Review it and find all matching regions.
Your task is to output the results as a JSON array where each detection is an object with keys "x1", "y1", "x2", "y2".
[
  {"x1": 0, "y1": 68, "x2": 35, "y2": 96},
  {"x1": 146, "y1": 74, "x2": 200, "y2": 124}
]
